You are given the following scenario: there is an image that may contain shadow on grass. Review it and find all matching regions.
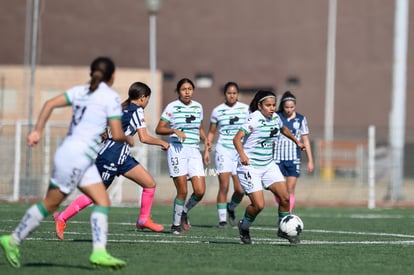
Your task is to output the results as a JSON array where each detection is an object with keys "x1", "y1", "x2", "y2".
[
  {"x1": 205, "y1": 240, "x2": 241, "y2": 245},
  {"x1": 192, "y1": 224, "x2": 222, "y2": 229},
  {"x1": 72, "y1": 239, "x2": 92, "y2": 243},
  {"x1": 24, "y1": 262, "x2": 94, "y2": 270}
]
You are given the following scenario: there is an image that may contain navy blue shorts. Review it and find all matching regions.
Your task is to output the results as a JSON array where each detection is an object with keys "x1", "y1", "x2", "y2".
[
  {"x1": 95, "y1": 154, "x2": 139, "y2": 188},
  {"x1": 276, "y1": 160, "x2": 301, "y2": 177}
]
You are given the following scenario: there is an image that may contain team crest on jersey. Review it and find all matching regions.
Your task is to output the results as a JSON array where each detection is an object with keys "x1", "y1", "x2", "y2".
[
  {"x1": 191, "y1": 106, "x2": 201, "y2": 112},
  {"x1": 293, "y1": 119, "x2": 300, "y2": 130}
]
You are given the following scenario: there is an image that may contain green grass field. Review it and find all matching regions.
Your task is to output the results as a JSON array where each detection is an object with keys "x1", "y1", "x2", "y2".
[{"x1": 1, "y1": 203, "x2": 414, "y2": 275}]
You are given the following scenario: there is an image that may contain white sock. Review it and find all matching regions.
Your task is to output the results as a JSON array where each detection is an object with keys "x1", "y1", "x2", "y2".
[
  {"x1": 91, "y1": 206, "x2": 108, "y2": 251},
  {"x1": 173, "y1": 199, "x2": 184, "y2": 226},
  {"x1": 12, "y1": 203, "x2": 47, "y2": 245},
  {"x1": 217, "y1": 203, "x2": 227, "y2": 223}
]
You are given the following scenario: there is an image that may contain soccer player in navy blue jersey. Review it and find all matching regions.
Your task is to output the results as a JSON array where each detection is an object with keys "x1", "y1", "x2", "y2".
[{"x1": 273, "y1": 91, "x2": 314, "y2": 213}]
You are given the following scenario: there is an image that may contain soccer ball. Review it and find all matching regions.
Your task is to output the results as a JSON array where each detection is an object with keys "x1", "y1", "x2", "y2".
[{"x1": 279, "y1": 215, "x2": 304, "y2": 237}]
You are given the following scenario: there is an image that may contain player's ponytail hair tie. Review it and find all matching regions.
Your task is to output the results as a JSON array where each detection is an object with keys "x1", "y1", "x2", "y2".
[{"x1": 282, "y1": 97, "x2": 296, "y2": 102}]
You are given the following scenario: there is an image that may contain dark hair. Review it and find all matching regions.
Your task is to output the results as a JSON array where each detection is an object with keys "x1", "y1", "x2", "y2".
[
  {"x1": 175, "y1": 78, "x2": 195, "y2": 93},
  {"x1": 249, "y1": 90, "x2": 276, "y2": 113},
  {"x1": 121, "y1": 82, "x2": 152, "y2": 110},
  {"x1": 89, "y1": 57, "x2": 115, "y2": 92},
  {"x1": 278, "y1": 90, "x2": 296, "y2": 112},
  {"x1": 223, "y1": 81, "x2": 239, "y2": 95}
]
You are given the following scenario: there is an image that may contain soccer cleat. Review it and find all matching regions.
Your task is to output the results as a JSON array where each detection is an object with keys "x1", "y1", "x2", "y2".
[
  {"x1": 53, "y1": 212, "x2": 66, "y2": 240},
  {"x1": 170, "y1": 225, "x2": 182, "y2": 235},
  {"x1": 89, "y1": 250, "x2": 126, "y2": 270},
  {"x1": 277, "y1": 228, "x2": 300, "y2": 244},
  {"x1": 180, "y1": 211, "x2": 191, "y2": 231},
  {"x1": 227, "y1": 204, "x2": 236, "y2": 226},
  {"x1": 218, "y1": 221, "x2": 227, "y2": 229},
  {"x1": 136, "y1": 218, "x2": 164, "y2": 232},
  {"x1": 238, "y1": 220, "x2": 252, "y2": 245},
  {"x1": 0, "y1": 235, "x2": 21, "y2": 268}
]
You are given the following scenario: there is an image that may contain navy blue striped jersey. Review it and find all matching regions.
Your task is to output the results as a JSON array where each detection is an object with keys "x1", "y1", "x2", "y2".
[
  {"x1": 98, "y1": 103, "x2": 146, "y2": 165},
  {"x1": 273, "y1": 112, "x2": 309, "y2": 161}
]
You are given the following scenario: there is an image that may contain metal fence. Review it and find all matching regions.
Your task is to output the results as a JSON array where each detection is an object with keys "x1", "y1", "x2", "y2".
[{"x1": 0, "y1": 120, "x2": 412, "y2": 207}]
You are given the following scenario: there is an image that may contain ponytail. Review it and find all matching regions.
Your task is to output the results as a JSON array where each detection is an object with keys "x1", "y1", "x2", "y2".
[
  {"x1": 89, "y1": 70, "x2": 104, "y2": 92},
  {"x1": 89, "y1": 57, "x2": 115, "y2": 92},
  {"x1": 122, "y1": 82, "x2": 152, "y2": 110},
  {"x1": 121, "y1": 98, "x2": 131, "y2": 111}
]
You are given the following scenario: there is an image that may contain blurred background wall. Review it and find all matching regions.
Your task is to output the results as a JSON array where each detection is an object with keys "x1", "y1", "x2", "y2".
[{"x1": 0, "y1": 0, "x2": 413, "y2": 205}]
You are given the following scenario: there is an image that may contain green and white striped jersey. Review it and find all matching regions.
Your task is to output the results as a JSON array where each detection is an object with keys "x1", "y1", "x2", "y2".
[
  {"x1": 240, "y1": 110, "x2": 283, "y2": 167},
  {"x1": 160, "y1": 99, "x2": 204, "y2": 149},
  {"x1": 210, "y1": 101, "x2": 249, "y2": 150}
]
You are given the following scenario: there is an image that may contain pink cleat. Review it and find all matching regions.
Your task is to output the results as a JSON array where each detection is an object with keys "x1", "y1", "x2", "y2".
[
  {"x1": 136, "y1": 218, "x2": 164, "y2": 232},
  {"x1": 53, "y1": 212, "x2": 66, "y2": 240}
]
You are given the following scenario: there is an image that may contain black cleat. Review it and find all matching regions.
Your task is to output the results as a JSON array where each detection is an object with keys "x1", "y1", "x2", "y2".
[
  {"x1": 180, "y1": 211, "x2": 191, "y2": 231},
  {"x1": 171, "y1": 225, "x2": 182, "y2": 235},
  {"x1": 218, "y1": 221, "x2": 227, "y2": 229},
  {"x1": 227, "y1": 204, "x2": 236, "y2": 226},
  {"x1": 238, "y1": 220, "x2": 252, "y2": 244},
  {"x1": 277, "y1": 228, "x2": 300, "y2": 244}
]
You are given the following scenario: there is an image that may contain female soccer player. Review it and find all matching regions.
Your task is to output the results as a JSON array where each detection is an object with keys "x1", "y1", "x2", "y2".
[
  {"x1": 274, "y1": 91, "x2": 314, "y2": 213},
  {"x1": 0, "y1": 57, "x2": 127, "y2": 269},
  {"x1": 155, "y1": 78, "x2": 210, "y2": 235},
  {"x1": 53, "y1": 82, "x2": 169, "y2": 240},
  {"x1": 204, "y1": 82, "x2": 249, "y2": 228},
  {"x1": 233, "y1": 90, "x2": 304, "y2": 245}
]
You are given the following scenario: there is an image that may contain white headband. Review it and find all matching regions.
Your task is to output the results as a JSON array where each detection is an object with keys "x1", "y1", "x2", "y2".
[
  {"x1": 259, "y1": 95, "x2": 276, "y2": 103},
  {"x1": 282, "y1": 97, "x2": 296, "y2": 102}
]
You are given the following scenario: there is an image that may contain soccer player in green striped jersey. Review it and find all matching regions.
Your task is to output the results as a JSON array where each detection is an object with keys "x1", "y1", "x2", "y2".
[
  {"x1": 156, "y1": 78, "x2": 210, "y2": 235},
  {"x1": 233, "y1": 90, "x2": 305, "y2": 244},
  {"x1": 205, "y1": 82, "x2": 249, "y2": 228}
]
